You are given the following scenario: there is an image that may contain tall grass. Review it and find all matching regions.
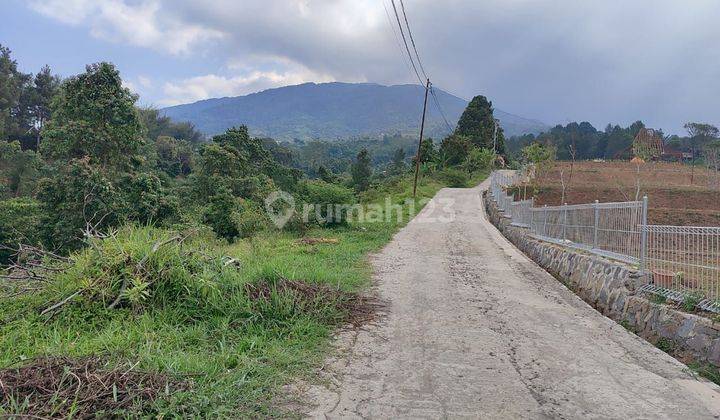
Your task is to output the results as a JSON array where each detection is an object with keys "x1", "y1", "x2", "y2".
[{"x1": 0, "y1": 171, "x2": 484, "y2": 417}]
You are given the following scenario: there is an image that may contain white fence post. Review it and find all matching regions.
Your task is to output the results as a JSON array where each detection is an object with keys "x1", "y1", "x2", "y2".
[
  {"x1": 640, "y1": 195, "x2": 649, "y2": 272},
  {"x1": 593, "y1": 200, "x2": 599, "y2": 249}
]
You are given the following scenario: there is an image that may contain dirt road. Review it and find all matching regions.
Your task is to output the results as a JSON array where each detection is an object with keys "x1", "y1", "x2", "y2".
[{"x1": 301, "y1": 180, "x2": 720, "y2": 419}]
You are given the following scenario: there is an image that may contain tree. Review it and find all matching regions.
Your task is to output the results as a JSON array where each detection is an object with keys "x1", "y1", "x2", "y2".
[
  {"x1": 704, "y1": 140, "x2": 720, "y2": 189},
  {"x1": 351, "y1": 148, "x2": 372, "y2": 192},
  {"x1": 440, "y1": 135, "x2": 472, "y2": 166},
  {"x1": 412, "y1": 138, "x2": 437, "y2": 166},
  {"x1": 0, "y1": 44, "x2": 32, "y2": 142},
  {"x1": 193, "y1": 126, "x2": 277, "y2": 200},
  {"x1": 454, "y1": 96, "x2": 505, "y2": 154},
  {"x1": 28, "y1": 65, "x2": 61, "y2": 151},
  {"x1": 684, "y1": 122, "x2": 718, "y2": 185},
  {"x1": 463, "y1": 148, "x2": 495, "y2": 173},
  {"x1": 138, "y1": 107, "x2": 203, "y2": 144},
  {"x1": 154, "y1": 135, "x2": 194, "y2": 177},
  {"x1": 41, "y1": 62, "x2": 143, "y2": 169},
  {"x1": 317, "y1": 165, "x2": 336, "y2": 183},
  {"x1": 391, "y1": 147, "x2": 406, "y2": 174},
  {"x1": 522, "y1": 142, "x2": 556, "y2": 184},
  {"x1": 0, "y1": 140, "x2": 44, "y2": 198}
]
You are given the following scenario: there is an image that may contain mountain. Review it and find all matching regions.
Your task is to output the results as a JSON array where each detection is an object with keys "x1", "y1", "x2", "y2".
[{"x1": 161, "y1": 82, "x2": 548, "y2": 141}]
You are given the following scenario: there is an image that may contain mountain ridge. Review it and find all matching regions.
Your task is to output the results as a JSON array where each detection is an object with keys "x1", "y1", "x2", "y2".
[{"x1": 161, "y1": 82, "x2": 548, "y2": 141}]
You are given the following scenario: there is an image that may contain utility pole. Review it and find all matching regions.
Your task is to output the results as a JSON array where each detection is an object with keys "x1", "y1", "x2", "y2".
[{"x1": 413, "y1": 78, "x2": 431, "y2": 197}]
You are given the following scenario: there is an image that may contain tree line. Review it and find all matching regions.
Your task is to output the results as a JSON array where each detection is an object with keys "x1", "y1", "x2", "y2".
[
  {"x1": 0, "y1": 44, "x2": 506, "y2": 265},
  {"x1": 507, "y1": 120, "x2": 720, "y2": 164}
]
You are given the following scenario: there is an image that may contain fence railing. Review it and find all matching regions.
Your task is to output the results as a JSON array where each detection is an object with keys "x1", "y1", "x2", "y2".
[
  {"x1": 645, "y1": 225, "x2": 720, "y2": 300},
  {"x1": 488, "y1": 171, "x2": 720, "y2": 303},
  {"x1": 529, "y1": 199, "x2": 647, "y2": 266}
]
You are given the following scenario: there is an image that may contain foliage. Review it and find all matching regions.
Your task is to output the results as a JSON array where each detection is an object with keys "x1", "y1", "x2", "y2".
[
  {"x1": 0, "y1": 197, "x2": 42, "y2": 264},
  {"x1": 41, "y1": 63, "x2": 143, "y2": 169},
  {"x1": 0, "y1": 141, "x2": 44, "y2": 198},
  {"x1": 522, "y1": 142, "x2": 557, "y2": 178},
  {"x1": 507, "y1": 121, "x2": 645, "y2": 161},
  {"x1": 138, "y1": 107, "x2": 204, "y2": 144},
  {"x1": 118, "y1": 171, "x2": 179, "y2": 225},
  {"x1": 36, "y1": 158, "x2": 123, "y2": 250},
  {"x1": 203, "y1": 188, "x2": 241, "y2": 241},
  {"x1": 390, "y1": 147, "x2": 406, "y2": 174},
  {"x1": 351, "y1": 148, "x2": 372, "y2": 192},
  {"x1": 298, "y1": 180, "x2": 355, "y2": 226},
  {"x1": 682, "y1": 292, "x2": 703, "y2": 312},
  {"x1": 154, "y1": 136, "x2": 194, "y2": 177},
  {"x1": 439, "y1": 168, "x2": 470, "y2": 188},
  {"x1": 0, "y1": 44, "x2": 31, "y2": 144},
  {"x1": 463, "y1": 147, "x2": 495, "y2": 173},
  {"x1": 439, "y1": 135, "x2": 472, "y2": 166},
  {"x1": 454, "y1": 95, "x2": 505, "y2": 154}
]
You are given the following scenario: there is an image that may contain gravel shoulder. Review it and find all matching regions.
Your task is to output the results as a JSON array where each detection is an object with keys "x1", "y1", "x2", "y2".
[{"x1": 298, "y1": 179, "x2": 720, "y2": 419}]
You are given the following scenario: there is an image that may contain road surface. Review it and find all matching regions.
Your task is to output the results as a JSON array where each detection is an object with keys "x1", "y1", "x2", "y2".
[{"x1": 300, "y1": 180, "x2": 720, "y2": 419}]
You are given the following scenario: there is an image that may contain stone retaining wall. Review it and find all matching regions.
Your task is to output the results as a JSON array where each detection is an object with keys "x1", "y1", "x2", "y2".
[{"x1": 484, "y1": 191, "x2": 720, "y2": 367}]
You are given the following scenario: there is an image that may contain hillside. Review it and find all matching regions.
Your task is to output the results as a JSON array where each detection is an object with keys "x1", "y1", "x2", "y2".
[{"x1": 161, "y1": 82, "x2": 548, "y2": 141}]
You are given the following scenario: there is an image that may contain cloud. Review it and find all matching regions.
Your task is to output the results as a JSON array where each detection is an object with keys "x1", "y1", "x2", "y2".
[
  {"x1": 29, "y1": 0, "x2": 223, "y2": 55},
  {"x1": 137, "y1": 76, "x2": 152, "y2": 88},
  {"x1": 26, "y1": 0, "x2": 720, "y2": 132},
  {"x1": 158, "y1": 59, "x2": 336, "y2": 106}
]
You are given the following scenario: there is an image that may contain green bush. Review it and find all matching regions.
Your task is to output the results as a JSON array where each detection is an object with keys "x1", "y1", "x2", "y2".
[
  {"x1": 232, "y1": 199, "x2": 269, "y2": 238},
  {"x1": 464, "y1": 148, "x2": 495, "y2": 173},
  {"x1": 440, "y1": 168, "x2": 470, "y2": 188},
  {"x1": 298, "y1": 180, "x2": 355, "y2": 226},
  {"x1": 203, "y1": 189, "x2": 240, "y2": 241},
  {"x1": 0, "y1": 198, "x2": 43, "y2": 264}
]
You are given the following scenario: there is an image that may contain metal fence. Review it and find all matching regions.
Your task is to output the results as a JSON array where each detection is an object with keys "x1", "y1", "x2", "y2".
[
  {"x1": 644, "y1": 225, "x2": 720, "y2": 300},
  {"x1": 528, "y1": 200, "x2": 647, "y2": 266},
  {"x1": 487, "y1": 171, "x2": 720, "y2": 303}
]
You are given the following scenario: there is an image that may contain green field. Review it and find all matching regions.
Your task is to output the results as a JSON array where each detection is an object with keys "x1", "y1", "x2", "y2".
[{"x1": 0, "y1": 173, "x2": 482, "y2": 417}]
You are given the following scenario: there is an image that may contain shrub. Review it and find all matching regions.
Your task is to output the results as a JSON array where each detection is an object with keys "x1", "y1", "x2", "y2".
[
  {"x1": 298, "y1": 180, "x2": 355, "y2": 226},
  {"x1": 203, "y1": 189, "x2": 240, "y2": 241},
  {"x1": 464, "y1": 148, "x2": 495, "y2": 173},
  {"x1": 0, "y1": 198, "x2": 43, "y2": 264},
  {"x1": 232, "y1": 199, "x2": 269, "y2": 238},
  {"x1": 37, "y1": 158, "x2": 123, "y2": 251},
  {"x1": 440, "y1": 168, "x2": 470, "y2": 188}
]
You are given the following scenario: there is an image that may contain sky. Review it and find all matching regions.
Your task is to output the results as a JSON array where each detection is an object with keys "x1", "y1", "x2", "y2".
[{"x1": 1, "y1": 0, "x2": 719, "y2": 134}]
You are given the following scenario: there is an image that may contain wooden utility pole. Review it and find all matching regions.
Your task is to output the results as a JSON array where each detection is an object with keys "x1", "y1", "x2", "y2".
[{"x1": 413, "y1": 78, "x2": 431, "y2": 197}]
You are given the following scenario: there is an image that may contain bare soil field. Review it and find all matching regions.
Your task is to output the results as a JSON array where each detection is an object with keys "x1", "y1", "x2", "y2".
[{"x1": 519, "y1": 161, "x2": 720, "y2": 226}]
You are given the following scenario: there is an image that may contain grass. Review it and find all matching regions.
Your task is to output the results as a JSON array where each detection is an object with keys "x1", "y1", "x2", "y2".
[{"x1": 0, "y1": 170, "x2": 482, "y2": 417}]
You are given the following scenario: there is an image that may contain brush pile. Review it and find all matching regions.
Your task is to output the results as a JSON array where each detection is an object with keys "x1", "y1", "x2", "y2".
[{"x1": 0, "y1": 356, "x2": 183, "y2": 418}]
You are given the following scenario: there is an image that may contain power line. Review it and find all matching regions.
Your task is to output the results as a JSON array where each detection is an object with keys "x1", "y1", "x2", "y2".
[
  {"x1": 430, "y1": 87, "x2": 454, "y2": 134},
  {"x1": 399, "y1": 0, "x2": 428, "y2": 80},
  {"x1": 392, "y1": 1, "x2": 454, "y2": 134},
  {"x1": 389, "y1": 0, "x2": 424, "y2": 85},
  {"x1": 382, "y1": 0, "x2": 416, "y2": 82}
]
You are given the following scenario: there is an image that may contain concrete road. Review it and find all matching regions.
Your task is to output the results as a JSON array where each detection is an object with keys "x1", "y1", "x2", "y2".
[{"x1": 301, "y1": 180, "x2": 720, "y2": 419}]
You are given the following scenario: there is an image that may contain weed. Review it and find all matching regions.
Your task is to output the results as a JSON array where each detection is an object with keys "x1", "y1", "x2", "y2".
[
  {"x1": 682, "y1": 292, "x2": 703, "y2": 312},
  {"x1": 655, "y1": 337, "x2": 676, "y2": 354},
  {"x1": 649, "y1": 293, "x2": 667, "y2": 305},
  {"x1": 688, "y1": 362, "x2": 720, "y2": 386}
]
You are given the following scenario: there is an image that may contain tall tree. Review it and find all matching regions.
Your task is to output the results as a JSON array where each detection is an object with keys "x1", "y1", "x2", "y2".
[
  {"x1": 454, "y1": 95, "x2": 505, "y2": 154},
  {"x1": 41, "y1": 62, "x2": 143, "y2": 169},
  {"x1": 351, "y1": 148, "x2": 372, "y2": 192},
  {"x1": 0, "y1": 44, "x2": 32, "y2": 142},
  {"x1": 28, "y1": 65, "x2": 61, "y2": 151}
]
